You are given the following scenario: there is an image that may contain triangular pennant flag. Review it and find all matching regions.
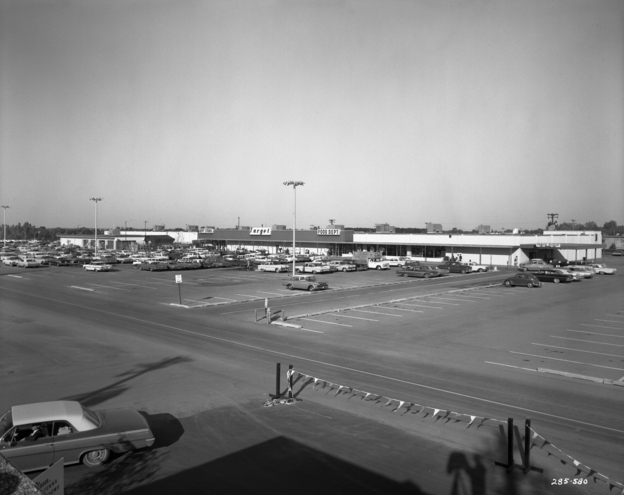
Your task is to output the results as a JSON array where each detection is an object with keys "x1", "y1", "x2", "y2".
[
  {"x1": 384, "y1": 398, "x2": 394, "y2": 406},
  {"x1": 467, "y1": 415, "x2": 477, "y2": 426},
  {"x1": 393, "y1": 401, "x2": 405, "y2": 412},
  {"x1": 432, "y1": 408, "x2": 440, "y2": 417}
]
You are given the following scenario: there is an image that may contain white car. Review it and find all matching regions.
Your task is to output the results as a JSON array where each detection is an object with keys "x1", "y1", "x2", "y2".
[
  {"x1": 589, "y1": 263, "x2": 617, "y2": 275},
  {"x1": 381, "y1": 256, "x2": 407, "y2": 267},
  {"x1": 328, "y1": 261, "x2": 357, "y2": 272},
  {"x1": 257, "y1": 261, "x2": 289, "y2": 273},
  {"x1": 83, "y1": 262, "x2": 112, "y2": 272},
  {"x1": 297, "y1": 262, "x2": 333, "y2": 274},
  {"x1": 15, "y1": 258, "x2": 40, "y2": 268},
  {"x1": 565, "y1": 266, "x2": 594, "y2": 279},
  {"x1": 2, "y1": 256, "x2": 21, "y2": 266},
  {"x1": 465, "y1": 261, "x2": 490, "y2": 273}
]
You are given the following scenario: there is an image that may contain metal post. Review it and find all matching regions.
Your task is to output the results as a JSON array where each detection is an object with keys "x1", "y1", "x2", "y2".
[
  {"x1": 523, "y1": 419, "x2": 531, "y2": 473},
  {"x1": 507, "y1": 417, "x2": 514, "y2": 471},
  {"x1": 275, "y1": 363, "x2": 281, "y2": 397},
  {"x1": 288, "y1": 364, "x2": 294, "y2": 399},
  {"x1": 1, "y1": 206, "x2": 9, "y2": 248},
  {"x1": 178, "y1": 284, "x2": 182, "y2": 305}
]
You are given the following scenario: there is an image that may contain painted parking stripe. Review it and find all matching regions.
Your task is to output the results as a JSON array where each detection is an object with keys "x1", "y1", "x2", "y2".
[
  {"x1": 210, "y1": 296, "x2": 239, "y2": 301},
  {"x1": 333, "y1": 313, "x2": 378, "y2": 322},
  {"x1": 580, "y1": 324, "x2": 624, "y2": 331},
  {"x1": 85, "y1": 283, "x2": 132, "y2": 291},
  {"x1": 485, "y1": 361, "x2": 537, "y2": 372},
  {"x1": 131, "y1": 279, "x2": 177, "y2": 287},
  {"x1": 378, "y1": 306, "x2": 424, "y2": 313},
  {"x1": 510, "y1": 351, "x2": 624, "y2": 371},
  {"x1": 566, "y1": 329, "x2": 624, "y2": 339},
  {"x1": 398, "y1": 303, "x2": 443, "y2": 309},
  {"x1": 471, "y1": 291, "x2": 511, "y2": 297},
  {"x1": 448, "y1": 293, "x2": 490, "y2": 300},
  {"x1": 256, "y1": 291, "x2": 285, "y2": 296},
  {"x1": 594, "y1": 319, "x2": 624, "y2": 325},
  {"x1": 300, "y1": 318, "x2": 352, "y2": 327},
  {"x1": 419, "y1": 299, "x2": 461, "y2": 305},
  {"x1": 7, "y1": 275, "x2": 24, "y2": 278},
  {"x1": 532, "y1": 343, "x2": 624, "y2": 358},
  {"x1": 234, "y1": 294, "x2": 264, "y2": 299},
  {"x1": 605, "y1": 314, "x2": 624, "y2": 318},
  {"x1": 429, "y1": 296, "x2": 476, "y2": 303},
  {"x1": 550, "y1": 336, "x2": 624, "y2": 348},
  {"x1": 109, "y1": 281, "x2": 158, "y2": 289},
  {"x1": 351, "y1": 309, "x2": 402, "y2": 317}
]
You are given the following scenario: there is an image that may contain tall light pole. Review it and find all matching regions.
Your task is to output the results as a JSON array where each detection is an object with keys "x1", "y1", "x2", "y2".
[
  {"x1": 1, "y1": 206, "x2": 9, "y2": 248},
  {"x1": 283, "y1": 181, "x2": 305, "y2": 276},
  {"x1": 144, "y1": 221, "x2": 149, "y2": 253},
  {"x1": 89, "y1": 198, "x2": 103, "y2": 256}
]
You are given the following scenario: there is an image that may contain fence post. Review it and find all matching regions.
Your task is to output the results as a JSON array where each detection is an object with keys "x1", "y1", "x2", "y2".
[
  {"x1": 275, "y1": 363, "x2": 281, "y2": 397},
  {"x1": 507, "y1": 417, "x2": 514, "y2": 472},
  {"x1": 523, "y1": 419, "x2": 531, "y2": 474}
]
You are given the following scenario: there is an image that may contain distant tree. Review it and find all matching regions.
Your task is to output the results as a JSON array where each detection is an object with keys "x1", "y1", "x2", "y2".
[
  {"x1": 584, "y1": 221, "x2": 599, "y2": 230},
  {"x1": 603, "y1": 220, "x2": 618, "y2": 235}
]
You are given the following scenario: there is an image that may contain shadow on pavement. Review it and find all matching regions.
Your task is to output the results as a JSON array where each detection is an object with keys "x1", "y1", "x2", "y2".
[
  {"x1": 61, "y1": 356, "x2": 193, "y2": 407},
  {"x1": 122, "y1": 436, "x2": 429, "y2": 495},
  {"x1": 138, "y1": 412, "x2": 184, "y2": 449}
]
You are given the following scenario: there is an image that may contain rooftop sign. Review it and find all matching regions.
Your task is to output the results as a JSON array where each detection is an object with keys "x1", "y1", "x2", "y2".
[
  {"x1": 250, "y1": 227, "x2": 272, "y2": 236},
  {"x1": 317, "y1": 229, "x2": 341, "y2": 236}
]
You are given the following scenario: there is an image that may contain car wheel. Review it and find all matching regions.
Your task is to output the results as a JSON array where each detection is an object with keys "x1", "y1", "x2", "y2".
[
  {"x1": 295, "y1": 268, "x2": 301, "y2": 273},
  {"x1": 477, "y1": 268, "x2": 483, "y2": 272},
  {"x1": 82, "y1": 448, "x2": 110, "y2": 468},
  {"x1": 376, "y1": 266, "x2": 381, "y2": 270},
  {"x1": 307, "y1": 286, "x2": 314, "y2": 291},
  {"x1": 342, "y1": 268, "x2": 347, "y2": 272},
  {"x1": 527, "y1": 282, "x2": 534, "y2": 288},
  {"x1": 150, "y1": 267, "x2": 154, "y2": 272},
  {"x1": 424, "y1": 274, "x2": 430, "y2": 279},
  {"x1": 312, "y1": 270, "x2": 318, "y2": 274},
  {"x1": 553, "y1": 278, "x2": 560, "y2": 284},
  {"x1": 286, "y1": 284, "x2": 293, "y2": 290},
  {"x1": 275, "y1": 268, "x2": 279, "y2": 273},
  {"x1": 460, "y1": 269, "x2": 466, "y2": 274},
  {"x1": 504, "y1": 280, "x2": 512, "y2": 287}
]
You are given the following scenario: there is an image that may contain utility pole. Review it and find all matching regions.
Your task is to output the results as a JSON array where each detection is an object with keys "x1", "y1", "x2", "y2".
[
  {"x1": 1, "y1": 206, "x2": 9, "y2": 248},
  {"x1": 89, "y1": 198, "x2": 103, "y2": 256}
]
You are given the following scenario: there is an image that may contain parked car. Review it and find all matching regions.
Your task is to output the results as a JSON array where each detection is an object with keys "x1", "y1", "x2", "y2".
[
  {"x1": 437, "y1": 262, "x2": 472, "y2": 274},
  {"x1": 258, "y1": 261, "x2": 289, "y2": 273},
  {"x1": 589, "y1": 263, "x2": 617, "y2": 275},
  {"x1": 2, "y1": 256, "x2": 20, "y2": 266},
  {"x1": 45, "y1": 258, "x2": 70, "y2": 267},
  {"x1": 613, "y1": 251, "x2": 622, "y2": 256},
  {"x1": 532, "y1": 270, "x2": 574, "y2": 284},
  {"x1": 519, "y1": 259, "x2": 555, "y2": 272},
  {"x1": 396, "y1": 266, "x2": 444, "y2": 278},
  {"x1": 328, "y1": 261, "x2": 357, "y2": 272},
  {"x1": 0, "y1": 400, "x2": 155, "y2": 472},
  {"x1": 381, "y1": 256, "x2": 407, "y2": 267},
  {"x1": 83, "y1": 262, "x2": 112, "y2": 272},
  {"x1": 465, "y1": 262, "x2": 490, "y2": 273},
  {"x1": 15, "y1": 258, "x2": 40, "y2": 268},
  {"x1": 282, "y1": 275, "x2": 329, "y2": 291},
  {"x1": 138, "y1": 262, "x2": 168, "y2": 272},
  {"x1": 564, "y1": 266, "x2": 594, "y2": 279},
  {"x1": 503, "y1": 273, "x2": 542, "y2": 288},
  {"x1": 552, "y1": 268, "x2": 582, "y2": 282},
  {"x1": 297, "y1": 262, "x2": 333, "y2": 274}
]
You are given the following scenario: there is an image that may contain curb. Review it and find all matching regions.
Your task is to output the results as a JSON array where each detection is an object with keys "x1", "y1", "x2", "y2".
[{"x1": 538, "y1": 368, "x2": 624, "y2": 386}]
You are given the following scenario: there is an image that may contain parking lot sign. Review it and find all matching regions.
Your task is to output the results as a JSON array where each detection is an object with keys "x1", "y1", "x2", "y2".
[{"x1": 175, "y1": 275, "x2": 182, "y2": 284}]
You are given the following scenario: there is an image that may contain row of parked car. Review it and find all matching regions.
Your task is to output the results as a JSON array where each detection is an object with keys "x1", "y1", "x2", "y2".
[{"x1": 503, "y1": 259, "x2": 617, "y2": 288}]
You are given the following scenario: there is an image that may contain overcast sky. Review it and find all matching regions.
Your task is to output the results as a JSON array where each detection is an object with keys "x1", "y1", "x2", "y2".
[{"x1": 1, "y1": 0, "x2": 622, "y2": 232}]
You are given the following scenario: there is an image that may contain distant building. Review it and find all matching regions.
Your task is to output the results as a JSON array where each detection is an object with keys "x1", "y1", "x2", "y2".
[
  {"x1": 477, "y1": 224, "x2": 491, "y2": 234},
  {"x1": 426, "y1": 223, "x2": 443, "y2": 233},
  {"x1": 187, "y1": 225, "x2": 199, "y2": 232},
  {"x1": 272, "y1": 225, "x2": 287, "y2": 230},
  {"x1": 327, "y1": 224, "x2": 345, "y2": 229},
  {"x1": 153, "y1": 224, "x2": 165, "y2": 231},
  {"x1": 375, "y1": 223, "x2": 395, "y2": 233}
]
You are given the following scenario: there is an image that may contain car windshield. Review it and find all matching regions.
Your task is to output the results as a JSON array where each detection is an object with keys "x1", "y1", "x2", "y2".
[
  {"x1": 81, "y1": 405, "x2": 101, "y2": 427},
  {"x1": 0, "y1": 409, "x2": 13, "y2": 437}
]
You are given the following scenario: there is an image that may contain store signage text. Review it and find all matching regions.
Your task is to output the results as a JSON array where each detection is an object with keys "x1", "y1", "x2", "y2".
[
  {"x1": 317, "y1": 229, "x2": 341, "y2": 236},
  {"x1": 535, "y1": 243, "x2": 561, "y2": 248},
  {"x1": 250, "y1": 228, "x2": 272, "y2": 236}
]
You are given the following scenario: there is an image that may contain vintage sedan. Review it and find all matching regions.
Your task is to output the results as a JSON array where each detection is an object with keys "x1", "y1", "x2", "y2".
[
  {"x1": 532, "y1": 270, "x2": 574, "y2": 284},
  {"x1": 257, "y1": 261, "x2": 289, "y2": 273},
  {"x1": 282, "y1": 275, "x2": 329, "y2": 291},
  {"x1": 589, "y1": 263, "x2": 617, "y2": 275},
  {"x1": 1, "y1": 256, "x2": 21, "y2": 266},
  {"x1": 138, "y1": 261, "x2": 168, "y2": 271},
  {"x1": 564, "y1": 266, "x2": 594, "y2": 279},
  {"x1": 518, "y1": 259, "x2": 554, "y2": 272},
  {"x1": 437, "y1": 262, "x2": 473, "y2": 274},
  {"x1": 396, "y1": 266, "x2": 444, "y2": 278},
  {"x1": 328, "y1": 261, "x2": 357, "y2": 272},
  {"x1": 15, "y1": 258, "x2": 40, "y2": 268},
  {"x1": 0, "y1": 400, "x2": 155, "y2": 472},
  {"x1": 297, "y1": 262, "x2": 333, "y2": 274},
  {"x1": 83, "y1": 262, "x2": 112, "y2": 272},
  {"x1": 45, "y1": 258, "x2": 70, "y2": 267},
  {"x1": 503, "y1": 273, "x2": 542, "y2": 288}
]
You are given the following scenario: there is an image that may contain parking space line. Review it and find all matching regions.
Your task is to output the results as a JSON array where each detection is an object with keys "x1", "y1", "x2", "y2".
[
  {"x1": 85, "y1": 283, "x2": 132, "y2": 291},
  {"x1": 398, "y1": 303, "x2": 443, "y2": 309},
  {"x1": 109, "y1": 281, "x2": 159, "y2": 289},
  {"x1": 333, "y1": 313, "x2": 379, "y2": 322},
  {"x1": 351, "y1": 309, "x2": 402, "y2": 317},
  {"x1": 420, "y1": 299, "x2": 461, "y2": 305},
  {"x1": 256, "y1": 291, "x2": 285, "y2": 296},
  {"x1": 131, "y1": 279, "x2": 176, "y2": 287},
  {"x1": 532, "y1": 343, "x2": 624, "y2": 358},
  {"x1": 210, "y1": 296, "x2": 239, "y2": 301},
  {"x1": 430, "y1": 296, "x2": 476, "y2": 303},
  {"x1": 7, "y1": 275, "x2": 25, "y2": 279},
  {"x1": 605, "y1": 314, "x2": 624, "y2": 318},
  {"x1": 594, "y1": 319, "x2": 624, "y2": 325},
  {"x1": 566, "y1": 329, "x2": 624, "y2": 338},
  {"x1": 234, "y1": 294, "x2": 264, "y2": 299},
  {"x1": 378, "y1": 306, "x2": 424, "y2": 313},
  {"x1": 449, "y1": 293, "x2": 490, "y2": 300},
  {"x1": 300, "y1": 318, "x2": 352, "y2": 327},
  {"x1": 485, "y1": 361, "x2": 537, "y2": 372},
  {"x1": 550, "y1": 336, "x2": 624, "y2": 348},
  {"x1": 510, "y1": 351, "x2": 624, "y2": 371},
  {"x1": 581, "y1": 324, "x2": 624, "y2": 331},
  {"x1": 471, "y1": 291, "x2": 510, "y2": 297}
]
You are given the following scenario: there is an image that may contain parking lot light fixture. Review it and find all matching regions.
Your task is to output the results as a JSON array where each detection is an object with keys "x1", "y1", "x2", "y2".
[
  {"x1": 89, "y1": 198, "x2": 103, "y2": 256},
  {"x1": 283, "y1": 181, "x2": 305, "y2": 276},
  {"x1": 1, "y1": 206, "x2": 9, "y2": 248}
]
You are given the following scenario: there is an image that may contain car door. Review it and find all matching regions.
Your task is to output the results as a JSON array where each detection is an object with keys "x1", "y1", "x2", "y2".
[
  {"x1": 51, "y1": 420, "x2": 98, "y2": 465},
  {"x1": 0, "y1": 423, "x2": 55, "y2": 472}
]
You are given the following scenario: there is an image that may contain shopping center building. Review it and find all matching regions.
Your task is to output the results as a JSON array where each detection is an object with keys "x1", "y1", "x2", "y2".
[{"x1": 58, "y1": 226, "x2": 604, "y2": 266}]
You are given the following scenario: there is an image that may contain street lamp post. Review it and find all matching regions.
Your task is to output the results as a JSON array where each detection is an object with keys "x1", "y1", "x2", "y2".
[
  {"x1": 283, "y1": 181, "x2": 305, "y2": 276},
  {"x1": 1, "y1": 206, "x2": 9, "y2": 248},
  {"x1": 144, "y1": 221, "x2": 149, "y2": 253},
  {"x1": 89, "y1": 198, "x2": 103, "y2": 256}
]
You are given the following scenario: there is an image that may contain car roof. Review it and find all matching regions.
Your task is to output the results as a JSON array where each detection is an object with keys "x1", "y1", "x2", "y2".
[{"x1": 11, "y1": 401, "x2": 97, "y2": 431}]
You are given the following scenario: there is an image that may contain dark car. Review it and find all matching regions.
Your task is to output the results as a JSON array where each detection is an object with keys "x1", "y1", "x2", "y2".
[
  {"x1": 396, "y1": 266, "x2": 444, "y2": 278},
  {"x1": 437, "y1": 262, "x2": 473, "y2": 274},
  {"x1": 44, "y1": 258, "x2": 70, "y2": 267},
  {"x1": 532, "y1": 270, "x2": 574, "y2": 284},
  {"x1": 503, "y1": 273, "x2": 542, "y2": 288},
  {"x1": 0, "y1": 401, "x2": 154, "y2": 472}
]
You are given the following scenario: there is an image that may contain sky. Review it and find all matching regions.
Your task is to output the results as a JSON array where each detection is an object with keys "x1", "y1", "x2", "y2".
[{"x1": 1, "y1": 0, "x2": 623, "y2": 232}]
